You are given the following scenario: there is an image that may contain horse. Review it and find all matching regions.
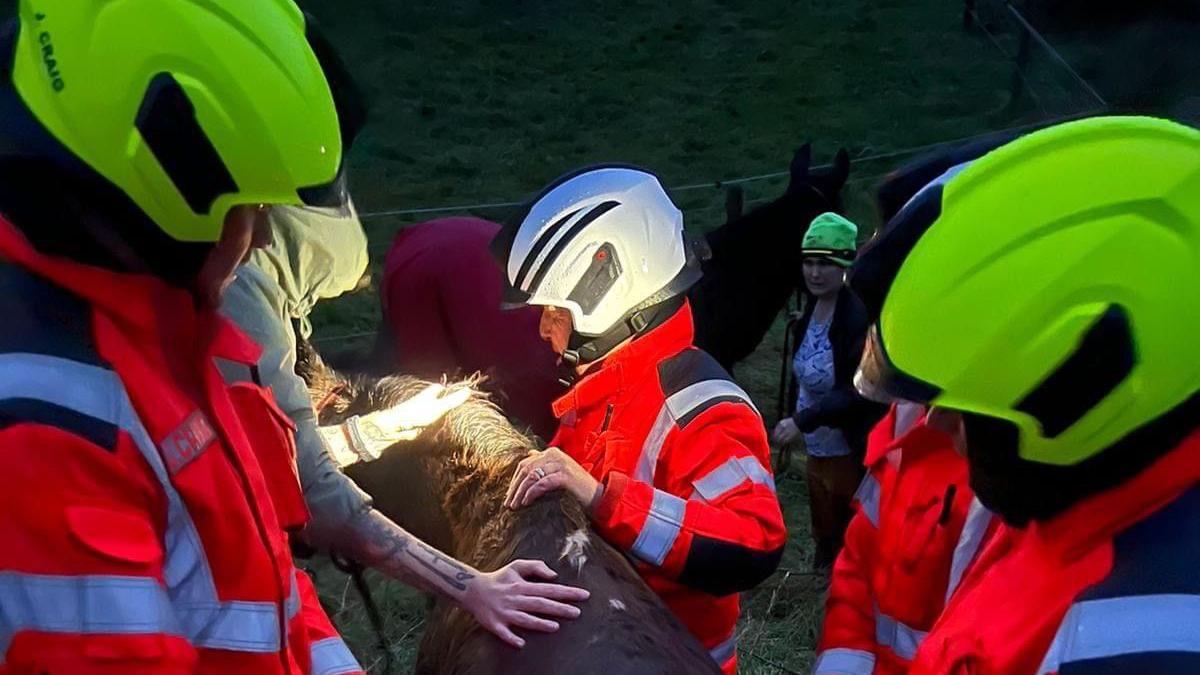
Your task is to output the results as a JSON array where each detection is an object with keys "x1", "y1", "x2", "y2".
[
  {"x1": 689, "y1": 143, "x2": 850, "y2": 371},
  {"x1": 296, "y1": 341, "x2": 721, "y2": 675}
]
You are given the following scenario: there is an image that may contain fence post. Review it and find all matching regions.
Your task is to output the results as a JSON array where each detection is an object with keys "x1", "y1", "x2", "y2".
[{"x1": 724, "y1": 185, "x2": 745, "y2": 223}]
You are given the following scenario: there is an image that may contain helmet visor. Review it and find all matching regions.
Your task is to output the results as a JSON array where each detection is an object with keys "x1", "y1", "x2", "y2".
[{"x1": 854, "y1": 325, "x2": 943, "y2": 405}]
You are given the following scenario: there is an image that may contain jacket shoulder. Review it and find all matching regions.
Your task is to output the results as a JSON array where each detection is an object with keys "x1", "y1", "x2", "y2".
[
  {"x1": 0, "y1": 262, "x2": 104, "y2": 365},
  {"x1": 656, "y1": 347, "x2": 759, "y2": 429},
  {"x1": 0, "y1": 263, "x2": 120, "y2": 452},
  {"x1": 1039, "y1": 486, "x2": 1200, "y2": 674}
]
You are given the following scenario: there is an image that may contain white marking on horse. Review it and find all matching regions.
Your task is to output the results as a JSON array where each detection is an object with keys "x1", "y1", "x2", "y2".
[
  {"x1": 559, "y1": 529, "x2": 590, "y2": 574},
  {"x1": 609, "y1": 598, "x2": 627, "y2": 611}
]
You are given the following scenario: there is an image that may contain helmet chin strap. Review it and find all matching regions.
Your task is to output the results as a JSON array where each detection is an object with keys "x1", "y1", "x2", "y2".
[
  {"x1": 557, "y1": 234, "x2": 706, "y2": 377},
  {"x1": 563, "y1": 294, "x2": 686, "y2": 369}
]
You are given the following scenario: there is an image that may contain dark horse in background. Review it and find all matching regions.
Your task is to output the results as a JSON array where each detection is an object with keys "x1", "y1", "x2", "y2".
[
  {"x1": 297, "y1": 342, "x2": 720, "y2": 675},
  {"x1": 689, "y1": 143, "x2": 849, "y2": 371},
  {"x1": 364, "y1": 145, "x2": 849, "y2": 433}
]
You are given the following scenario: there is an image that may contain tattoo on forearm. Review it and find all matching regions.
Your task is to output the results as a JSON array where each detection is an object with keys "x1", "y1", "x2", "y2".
[{"x1": 354, "y1": 510, "x2": 476, "y2": 593}]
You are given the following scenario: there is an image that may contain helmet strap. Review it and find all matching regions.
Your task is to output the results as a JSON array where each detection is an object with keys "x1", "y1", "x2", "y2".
[{"x1": 565, "y1": 294, "x2": 686, "y2": 366}]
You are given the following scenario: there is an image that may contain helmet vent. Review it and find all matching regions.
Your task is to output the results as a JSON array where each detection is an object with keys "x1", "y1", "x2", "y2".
[
  {"x1": 524, "y1": 200, "x2": 620, "y2": 296},
  {"x1": 135, "y1": 72, "x2": 238, "y2": 215},
  {"x1": 513, "y1": 206, "x2": 583, "y2": 291},
  {"x1": 566, "y1": 242, "x2": 621, "y2": 315},
  {"x1": 1016, "y1": 305, "x2": 1136, "y2": 438}
]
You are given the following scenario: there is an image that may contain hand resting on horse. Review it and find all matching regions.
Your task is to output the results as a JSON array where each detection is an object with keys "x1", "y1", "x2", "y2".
[
  {"x1": 504, "y1": 447, "x2": 602, "y2": 511},
  {"x1": 297, "y1": 343, "x2": 591, "y2": 649},
  {"x1": 319, "y1": 383, "x2": 471, "y2": 466}
]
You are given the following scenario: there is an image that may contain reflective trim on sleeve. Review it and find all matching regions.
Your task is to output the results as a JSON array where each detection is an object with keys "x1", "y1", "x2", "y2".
[
  {"x1": 1037, "y1": 594, "x2": 1200, "y2": 675},
  {"x1": 875, "y1": 606, "x2": 927, "y2": 660},
  {"x1": 0, "y1": 572, "x2": 182, "y2": 661},
  {"x1": 709, "y1": 632, "x2": 737, "y2": 667},
  {"x1": 635, "y1": 379, "x2": 758, "y2": 485},
  {"x1": 814, "y1": 647, "x2": 877, "y2": 674},
  {"x1": 665, "y1": 379, "x2": 759, "y2": 420},
  {"x1": 310, "y1": 636, "x2": 361, "y2": 675},
  {"x1": 854, "y1": 473, "x2": 882, "y2": 527},
  {"x1": 630, "y1": 490, "x2": 687, "y2": 566},
  {"x1": 286, "y1": 571, "x2": 302, "y2": 621},
  {"x1": 691, "y1": 456, "x2": 776, "y2": 502}
]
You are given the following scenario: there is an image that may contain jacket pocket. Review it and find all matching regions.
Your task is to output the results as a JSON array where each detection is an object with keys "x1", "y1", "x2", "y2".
[
  {"x1": 227, "y1": 382, "x2": 310, "y2": 531},
  {"x1": 65, "y1": 505, "x2": 162, "y2": 567}
]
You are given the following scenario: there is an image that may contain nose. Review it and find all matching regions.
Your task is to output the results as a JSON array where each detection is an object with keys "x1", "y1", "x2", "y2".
[{"x1": 538, "y1": 309, "x2": 556, "y2": 341}]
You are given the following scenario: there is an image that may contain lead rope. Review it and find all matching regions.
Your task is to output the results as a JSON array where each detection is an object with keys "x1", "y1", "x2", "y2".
[
  {"x1": 331, "y1": 554, "x2": 394, "y2": 674},
  {"x1": 775, "y1": 316, "x2": 798, "y2": 474}
]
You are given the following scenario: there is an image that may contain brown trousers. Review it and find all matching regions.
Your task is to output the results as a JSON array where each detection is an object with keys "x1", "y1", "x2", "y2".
[{"x1": 806, "y1": 453, "x2": 864, "y2": 570}]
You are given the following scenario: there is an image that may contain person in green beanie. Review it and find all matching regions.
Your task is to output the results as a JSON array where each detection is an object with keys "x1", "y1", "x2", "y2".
[{"x1": 772, "y1": 212, "x2": 886, "y2": 571}]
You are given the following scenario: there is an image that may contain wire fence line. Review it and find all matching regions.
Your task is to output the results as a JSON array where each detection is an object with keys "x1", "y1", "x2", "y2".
[
  {"x1": 356, "y1": 109, "x2": 1102, "y2": 224},
  {"x1": 327, "y1": 22, "x2": 1111, "y2": 346},
  {"x1": 362, "y1": 168, "x2": 896, "y2": 253},
  {"x1": 1004, "y1": 3, "x2": 1108, "y2": 109}
]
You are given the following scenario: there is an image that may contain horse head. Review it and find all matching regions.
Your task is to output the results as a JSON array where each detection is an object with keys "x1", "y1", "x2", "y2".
[
  {"x1": 786, "y1": 142, "x2": 850, "y2": 210},
  {"x1": 690, "y1": 143, "x2": 851, "y2": 371}
]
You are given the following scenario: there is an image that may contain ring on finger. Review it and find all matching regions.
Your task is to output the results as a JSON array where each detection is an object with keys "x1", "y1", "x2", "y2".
[{"x1": 533, "y1": 467, "x2": 547, "y2": 480}]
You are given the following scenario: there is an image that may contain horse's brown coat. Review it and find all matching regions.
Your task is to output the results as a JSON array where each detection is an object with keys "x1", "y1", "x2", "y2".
[{"x1": 300, "y1": 345, "x2": 720, "y2": 675}]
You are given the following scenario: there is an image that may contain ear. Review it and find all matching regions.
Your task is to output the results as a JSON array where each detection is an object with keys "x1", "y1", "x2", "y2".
[
  {"x1": 790, "y1": 143, "x2": 813, "y2": 183},
  {"x1": 831, "y1": 148, "x2": 851, "y2": 189}
]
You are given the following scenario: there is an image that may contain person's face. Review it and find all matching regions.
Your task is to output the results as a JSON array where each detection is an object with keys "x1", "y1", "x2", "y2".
[
  {"x1": 193, "y1": 204, "x2": 273, "y2": 308},
  {"x1": 802, "y1": 257, "x2": 845, "y2": 298},
  {"x1": 538, "y1": 305, "x2": 574, "y2": 358}
]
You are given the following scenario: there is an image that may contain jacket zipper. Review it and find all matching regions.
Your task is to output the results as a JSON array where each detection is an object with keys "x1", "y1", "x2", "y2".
[{"x1": 600, "y1": 404, "x2": 614, "y2": 432}]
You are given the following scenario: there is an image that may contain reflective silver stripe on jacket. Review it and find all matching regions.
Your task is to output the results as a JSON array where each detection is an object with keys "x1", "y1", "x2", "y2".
[
  {"x1": 813, "y1": 647, "x2": 877, "y2": 674},
  {"x1": 875, "y1": 606, "x2": 927, "y2": 660},
  {"x1": 945, "y1": 496, "x2": 992, "y2": 604},
  {"x1": 1037, "y1": 594, "x2": 1200, "y2": 674},
  {"x1": 0, "y1": 354, "x2": 293, "y2": 653},
  {"x1": 630, "y1": 490, "x2": 687, "y2": 566},
  {"x1": 709, "y1": 632, "x2": 737, "y2": 666},
  {"x1": 310, "y1": 636, "x2": 361, "y2": 675},
  {"x1": 854, "y1": 473, "x2": 882, "y2": 527},
  {"x1": 691, "y1": 456, "x2": 776, "y2": 502},
  {"x1": 0, "y1": 573, "x2": 182, "y2": 661},
  {"x1": 634, "y1": 379, "x2": 758, "y2": 484}
]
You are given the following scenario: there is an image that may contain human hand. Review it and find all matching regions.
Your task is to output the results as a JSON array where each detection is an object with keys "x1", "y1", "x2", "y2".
[
  {"x1": 504, "y1": 447, "x2": 601, "y2": 510},
  {"x1": 460, "y1": 559, "x2": 590, "y2": 648},
  {"x1": 330, "y1": 384, "x2": 471, "y2": 463},
  {"x1": 772, "y1": 417, "x2": 801, "y2": 445}
]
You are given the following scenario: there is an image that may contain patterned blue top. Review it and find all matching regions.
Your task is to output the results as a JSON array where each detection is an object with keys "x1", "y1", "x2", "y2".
[{"x1": 793, "y1": 316, "x2": 852, "y2": 457}]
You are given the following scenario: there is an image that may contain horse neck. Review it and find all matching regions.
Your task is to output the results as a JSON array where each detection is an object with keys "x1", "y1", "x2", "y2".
[
  {"x1": 344, "y1": 441, "x2": 460, "y2": 555},
  {"x1": 440, "y1": 450, "x2": 523, "y2": 558}
]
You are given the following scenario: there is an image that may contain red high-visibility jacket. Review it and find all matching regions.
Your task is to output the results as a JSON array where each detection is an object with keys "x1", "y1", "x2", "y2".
[
  {"x1": 0, "y1": 219, "x2": 360, "y2": 675},
  {"x1": 910, "y1": 428, "x2": 1200, "y2": 675},
  {"x1": 550, "y1": 302, "x2": 787, "y2": 674},
  {"x1": 816, "y1": 405, "x2": 995, "y2": 674}
]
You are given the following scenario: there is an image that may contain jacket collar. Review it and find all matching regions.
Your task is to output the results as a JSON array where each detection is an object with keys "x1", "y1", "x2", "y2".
[
  {"x1": 0, "y1": 217, "x2": 260, "y2": 364},
  {"x1": 865, "y1": 404, "x2": 957, "y2": 467},
  {"x1": 1033, "y1": 428, "x2": 1200, "y2": 560},
  {"x1": 552, "y1": 301, "x2": 695, "y2": 418}
]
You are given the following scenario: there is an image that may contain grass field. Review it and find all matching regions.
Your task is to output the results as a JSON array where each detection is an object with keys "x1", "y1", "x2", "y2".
[{"x1": 293, "y1": 0, "x2": 1122, "y2": 671}]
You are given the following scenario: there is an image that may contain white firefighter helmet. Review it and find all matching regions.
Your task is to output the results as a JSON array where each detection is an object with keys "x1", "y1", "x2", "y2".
[{"x1": 492, "y1": 165, "x2": 702, "y2": 364}]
